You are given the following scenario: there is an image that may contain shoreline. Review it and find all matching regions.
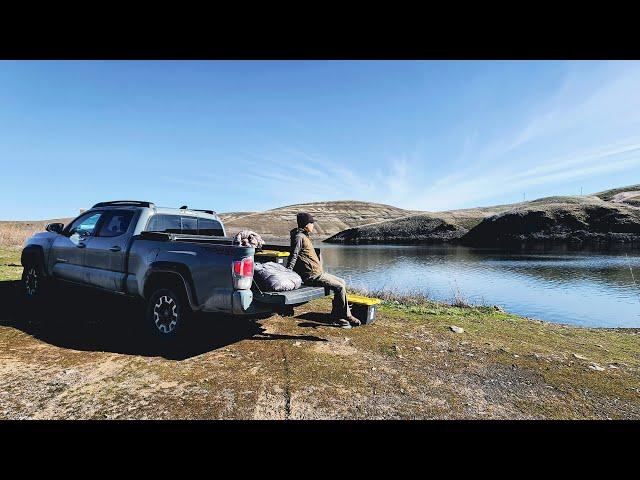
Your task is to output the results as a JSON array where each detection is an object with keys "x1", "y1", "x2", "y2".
[{"x1": 2, "y1": 246, "x2": 639, "y2": 330}]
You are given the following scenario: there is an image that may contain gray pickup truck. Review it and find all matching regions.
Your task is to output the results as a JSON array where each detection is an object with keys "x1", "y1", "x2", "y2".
[{"x1": 21, "y1": 200, "x2": 328, "y2": 340}]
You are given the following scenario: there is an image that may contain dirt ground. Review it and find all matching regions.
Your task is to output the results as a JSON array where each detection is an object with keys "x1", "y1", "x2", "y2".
[{"x1": 1, "y1": 274, "x2": 639, "y2": 419}]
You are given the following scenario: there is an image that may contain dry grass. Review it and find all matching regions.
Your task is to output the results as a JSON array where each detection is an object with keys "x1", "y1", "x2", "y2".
[
  {"x1": 223, "y1": 200, "x2": 418, "y2": 240},
  {"x1": 350, "y1": 286, "x2": 432, "y2": 306},
  {"x1": 0, "y1": 222, "x2": 46, "y2": 248}
]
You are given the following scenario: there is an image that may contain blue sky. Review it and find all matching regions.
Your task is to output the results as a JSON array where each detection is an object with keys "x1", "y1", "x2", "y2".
[{"x1": 1, "y1": 60, "x2": 639, "y2": 220}]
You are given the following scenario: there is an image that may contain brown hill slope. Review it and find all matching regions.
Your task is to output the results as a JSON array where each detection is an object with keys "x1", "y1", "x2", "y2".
[
  {"x1": 326, "y1": 185, "x2": 640, "y2": 246},
  {"x1": 220, "y1": 201, "x2": 419, "y2": 239}
]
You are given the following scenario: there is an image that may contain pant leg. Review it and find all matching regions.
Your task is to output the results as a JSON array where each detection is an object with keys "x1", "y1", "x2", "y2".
[{"x1": 309, "y1": 272, "x2": 351, "y2": 319}]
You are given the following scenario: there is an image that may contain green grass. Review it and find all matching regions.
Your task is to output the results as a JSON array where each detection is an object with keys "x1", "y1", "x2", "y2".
[
  {"x1": 372, "y1": 295, "x2": 640, "y2": 412},
  {"x1": 0, "y1": 247, "x2": 22, "y2": 281}
]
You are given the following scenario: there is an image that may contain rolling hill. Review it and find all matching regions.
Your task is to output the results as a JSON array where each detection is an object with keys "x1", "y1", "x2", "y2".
[
  {"x1": 325, "y1": 185, "x2": 640, "y2": 246},
  {"x1": 220, "y1": 201, "x2": 421, "y2": 239}
]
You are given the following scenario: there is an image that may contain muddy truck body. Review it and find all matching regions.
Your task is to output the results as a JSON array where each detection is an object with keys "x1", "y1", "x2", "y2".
[{"x1": 20, "y1": 201, "x2": 328, "y2": 339}]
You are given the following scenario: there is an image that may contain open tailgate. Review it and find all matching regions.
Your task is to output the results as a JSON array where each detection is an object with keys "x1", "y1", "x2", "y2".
[{"x1": 253, "y1": 285, "x2": 329, "y2": 305}]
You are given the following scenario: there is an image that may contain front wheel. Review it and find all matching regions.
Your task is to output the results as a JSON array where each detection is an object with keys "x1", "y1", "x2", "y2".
[
  {"x1": 22, "y1": 263, "x2": 47, "y2": 302},
  {"x1": 145, "y1": 287, "x2": 191, "y2": 341}
]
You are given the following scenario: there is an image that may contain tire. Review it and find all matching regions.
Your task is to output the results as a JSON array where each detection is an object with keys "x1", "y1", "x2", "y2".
[
  {"x1": 145, "y1": 287, "x2": 191, "y2": 342},
  {"x1": 22, "y1": 262, "x2": 47, "y2": 302}
]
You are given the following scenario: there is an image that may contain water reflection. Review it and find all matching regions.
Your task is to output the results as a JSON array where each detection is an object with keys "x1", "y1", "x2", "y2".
[{"x1": 320, "y1": 244, "x2": 640, "y2": 328}]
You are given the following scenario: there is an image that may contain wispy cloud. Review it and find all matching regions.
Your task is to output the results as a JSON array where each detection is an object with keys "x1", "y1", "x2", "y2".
[
  {"x1": 408, "y1": 62, "x2": 640, "y2": 211},
  {"x1": 162, "y1": 62, "x2": 640, "y2": 214}
]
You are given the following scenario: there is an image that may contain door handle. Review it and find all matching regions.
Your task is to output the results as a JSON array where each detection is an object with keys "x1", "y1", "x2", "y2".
[
  {"x1": 109, "y1": 246, "x2": 122, "y2": 252},
  {"x1": 77, "y1": 243, "x2": 86, "y2": 248}
]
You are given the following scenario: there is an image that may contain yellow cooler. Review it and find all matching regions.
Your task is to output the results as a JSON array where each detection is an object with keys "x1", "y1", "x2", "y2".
[
  {"x1": 255, "y1": 249, "x2": 291, "y2": 265},
  {"x1": 347, "y1": 294, "x2": 382, "y2": 325}
]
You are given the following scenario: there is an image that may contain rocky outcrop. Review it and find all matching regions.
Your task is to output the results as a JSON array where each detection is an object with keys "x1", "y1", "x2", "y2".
[
  {"x1": 325, "y1": 213, "x2": 467, "y2": 244},
  {"x1": 461, "y1": 197, "x2": 640, "y2": 246}
]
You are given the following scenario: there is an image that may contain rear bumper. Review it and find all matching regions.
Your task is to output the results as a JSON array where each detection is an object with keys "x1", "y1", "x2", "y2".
[{"x1": 229, "y1": 286, "x2": 329, "y2": 316}]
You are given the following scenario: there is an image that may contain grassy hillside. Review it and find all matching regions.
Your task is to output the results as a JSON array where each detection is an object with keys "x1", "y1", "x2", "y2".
[
  {"x1": 594, "y1": 184, "x2": 640, "y2": 202},
  {"x1": 221, "y1": 201, "x2": 419, "y2": 239},
  {"x1": 326, "y1": 185, "x2": 640, "y2": 246}
]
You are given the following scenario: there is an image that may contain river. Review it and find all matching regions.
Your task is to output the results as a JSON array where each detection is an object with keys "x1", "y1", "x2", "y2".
[{"x1": 319, "y1": 243, "x2": 640, "y2": 328}]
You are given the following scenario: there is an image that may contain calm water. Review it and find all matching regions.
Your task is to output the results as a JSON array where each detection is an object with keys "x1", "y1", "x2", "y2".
[{"x1": 319, "y1": 244, "x2": 640, "y2": 328}]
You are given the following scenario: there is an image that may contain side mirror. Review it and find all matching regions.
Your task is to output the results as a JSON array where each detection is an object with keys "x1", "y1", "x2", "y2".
[{"x1": 46, "y1": 223, "x2": 64, "y2": 234}]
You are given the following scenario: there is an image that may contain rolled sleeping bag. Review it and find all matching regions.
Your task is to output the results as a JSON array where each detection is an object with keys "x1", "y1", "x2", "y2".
[{"x1": 254, "y1": 261, "x2": 302, "y2": 292}]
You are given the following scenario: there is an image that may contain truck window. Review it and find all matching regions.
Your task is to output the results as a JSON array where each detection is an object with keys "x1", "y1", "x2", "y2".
[
  {"x1": 198, "y1": 218, "x2": 224, "y2": 236},
  {"x1": 68, "y1": 212, "x2": 103, "y2": 236},
  {"x1": 97, "y1": 211, "x2": 134, "y2": 237},
  {"x1": 146, "y1": 214, "x2": 180, "y2": 233},
  {"x1": 146, "y1": 214, "x2": 216, "y2": 235},
  {"x1": 181, "y1": 216, "x2": 198, "y2": 235}
]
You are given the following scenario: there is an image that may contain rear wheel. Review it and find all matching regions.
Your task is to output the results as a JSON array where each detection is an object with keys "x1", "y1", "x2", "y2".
[{"x1": 145, "y1": 287, "x2": 191, "y2": 342}]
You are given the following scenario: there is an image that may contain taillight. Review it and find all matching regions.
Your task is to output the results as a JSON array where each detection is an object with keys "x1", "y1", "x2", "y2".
[{"x1": 232, "y1": 256, "x2": 254, "y2": 289}]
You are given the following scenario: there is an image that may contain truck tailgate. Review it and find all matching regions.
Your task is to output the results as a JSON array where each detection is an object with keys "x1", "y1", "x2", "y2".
[{"x1": 253, "y1": 286, "x2": 328, "y2": 305}]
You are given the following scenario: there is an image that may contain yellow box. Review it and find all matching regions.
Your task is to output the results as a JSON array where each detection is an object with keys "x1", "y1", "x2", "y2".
[
  {"x1": 255, "y1": 249, "x2": 291, "y2": 265},
  {"x1": 255, "y1": 250, "x2": 291, "y2": 257},
  {"x1": 347, "y1": 294, "x2": 382, "y2": 306}
]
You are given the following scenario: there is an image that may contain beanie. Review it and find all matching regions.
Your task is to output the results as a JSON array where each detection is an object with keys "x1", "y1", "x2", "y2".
[{"x1": 296, "y1": 212, "x2": 315, "y2": 228}]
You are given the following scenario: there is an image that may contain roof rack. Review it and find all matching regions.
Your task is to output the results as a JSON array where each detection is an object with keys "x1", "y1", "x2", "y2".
[
  {"x1": 178, "y1": 205, "x2": 216, "y2": 215},
  {"x1": 92, "y1": 200, "x2": 155, "y2": 208}
]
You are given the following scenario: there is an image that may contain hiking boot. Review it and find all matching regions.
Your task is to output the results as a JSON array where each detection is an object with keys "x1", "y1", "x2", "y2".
[
  {"x1": 347, "y1": 315, "x2": 362, "y2": 327},
  {"x1": 333, "y1": 318, "x2": 352, "y2": 329}
]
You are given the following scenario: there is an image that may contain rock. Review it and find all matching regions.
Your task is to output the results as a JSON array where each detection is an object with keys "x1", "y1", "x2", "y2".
[
  {"x1": 493, "y1": 305, "x2": 505, "y2": 313},
  {"x1": 608, "y1": 364, "x2": 620, "y2": 369},
  {"x1": 415, "y1": 346, "x2": 422, "y2": 351},
  {"x1": 450, "y1": 325, "x2": 464, "y2": 334},
  {"x1": 589, "y1": 363, "x2": 605, "y2": 371},
  {"x1": 293, "y1": 342, "x2": 301, "y2": 347},
  {"x1": 513, "y1": 354, "x2": 519, "y2": 358},
  {"x1": 573, "y1": 353, "x2": 588, "y2": 360}
]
